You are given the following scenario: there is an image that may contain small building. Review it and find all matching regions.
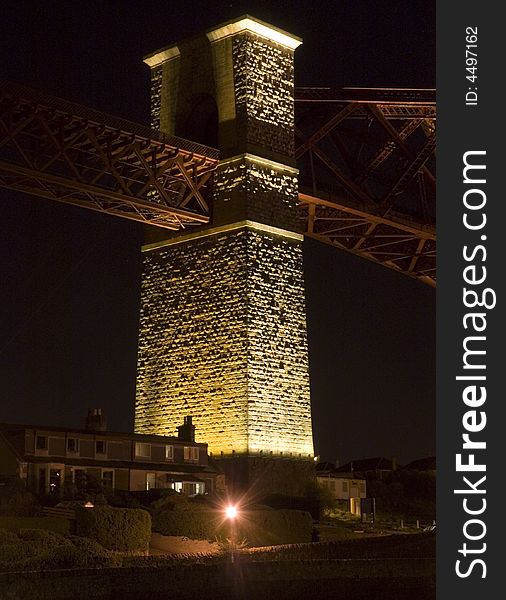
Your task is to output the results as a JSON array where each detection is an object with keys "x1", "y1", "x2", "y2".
[
  {"x1": 404, "y1": 456, "x2": 436, "y2": 472},
  {"x1": 0, "y1": 411, "x2": 223, "y2": 498},
  {"x1": 317, "y1": 471, "x2": 367, "y2": 516},
  {"x1": 335, "y1": 456, "x2": 400, "y2": 479}
]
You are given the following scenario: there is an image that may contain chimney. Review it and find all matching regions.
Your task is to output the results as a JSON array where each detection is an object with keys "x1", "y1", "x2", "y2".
[
  {"x1": 177, "y1": 416, "x2": 195, "y2": 442},
  {"x1": 85, "y1": 408, "x2": 107, "y2": 432}
]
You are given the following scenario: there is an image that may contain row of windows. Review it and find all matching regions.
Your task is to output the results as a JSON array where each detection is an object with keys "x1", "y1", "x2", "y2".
[
  {"x1": 36, "y1": 435, "x2": 106, "y2": 455},
  {"x1": 320, "y1": 479, "x2": 366, "y2": 494},
  {"x1": 37, "y1": 466, "x2": 114, "y2": 495},
  {"x1": 135, "y1": 442, "x2": 199, "y2": 462},
  {"x1": 35, "y1": 435, "x2": 200, "y2": 462}
]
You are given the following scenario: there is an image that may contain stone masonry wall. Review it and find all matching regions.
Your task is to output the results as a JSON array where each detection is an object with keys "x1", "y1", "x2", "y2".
[
  {"x1": 233, "y1": 33, "x2": 295, "y2": 158},
  {"x1": 138, "y1": 22, "x2": 314, "y2": 473},
  {"x1": 150, "y1": 66, "x2": 163, "y2": 130},
  {"x1": 135, "y1": 231, "x2": 249, "y2": 454},
  {"x1": 135, "y1": 228, "x2": 313, "y2": 458},
  {"x1": 212, "y1": 158, "x2": 300, "y2": 231}
]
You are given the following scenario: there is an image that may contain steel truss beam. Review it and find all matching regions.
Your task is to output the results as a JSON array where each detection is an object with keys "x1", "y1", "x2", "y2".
[
  {"x1": 295, "y1": 87, "x2": 436, "y2": 285},
  {"x1": 0, "y1": 82, "x2": 218, "y2": 230},
  {"x1": 298, "y1": 192, "x2": 436, "y2": 286}
]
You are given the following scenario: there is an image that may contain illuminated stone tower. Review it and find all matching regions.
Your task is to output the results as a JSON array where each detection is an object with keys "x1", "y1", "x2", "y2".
[{"x1": 135, "y1": 16, "x2": 314, "y2": 492}]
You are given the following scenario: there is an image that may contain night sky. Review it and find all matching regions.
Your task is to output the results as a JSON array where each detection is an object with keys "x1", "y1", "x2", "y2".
[{"x1": 0, "y1": 1, "x2": 435, "y2": 465}]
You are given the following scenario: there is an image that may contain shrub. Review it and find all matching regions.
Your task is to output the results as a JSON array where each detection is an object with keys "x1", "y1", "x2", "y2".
[
  {"x1": 75, "y1": 506, "x2": 151, "y2": 552},
  {"x1": 152, "y1": 503, "x2": 313, "y2": 547},
  {"x1": 0, "y1": 528, "x2": 120, "y2": 571},
  {"x1": 303, "y1": 480, "x2": 336, "y2": 519},
  {"x1": 233, "y1": 510, "x2": 313, "y2": 546},
  {"x1": 0, "y1": 516, "x2": 70, "y2": 534},
  {"x1": 152, "y1": 507, "x2": 218, "y2": 539},
  {"x1": 0, "y1": 484, "x2": 40, "y2": 517}
]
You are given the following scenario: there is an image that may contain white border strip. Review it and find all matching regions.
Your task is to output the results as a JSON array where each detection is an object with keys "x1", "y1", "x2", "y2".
[
  {"x1": 206, "y1": 17, "x2": 302, "y2": 50},
  {"x1": 142, "y1": 220, "x2": 303, "y2": 252},
  {"x1": 144, "y1": 46, "x2": 180, "y2": 68},
  {"x1": 220, "y1": 153, "x2": 299, "y2": 175}
]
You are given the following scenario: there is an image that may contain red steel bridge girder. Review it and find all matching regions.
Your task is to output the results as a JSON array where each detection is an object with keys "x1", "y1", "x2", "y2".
[
  {"x1": 295, "y1": 87, "x2": 436, "y2": 285},
  {"x1": 0, "y1": 83, "x2": 436, "y2": 286},
  {"x1": 0, "y1": 82, "x2": 218, "y2": 230}
]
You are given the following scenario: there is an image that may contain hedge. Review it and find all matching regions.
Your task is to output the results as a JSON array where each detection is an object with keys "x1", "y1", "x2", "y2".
[
  {"x1": 0, "y1": 528, "x2": 120, "y2": 571},
  {"x1": 75, "y1": 506, "x2": 151, "y2": 552},
  {"x1": 0, "y1": 516, "x2": 70, "y2": 534},
  {"x1": 152, "y1": 507, "x2": 312, "y2": 546}
]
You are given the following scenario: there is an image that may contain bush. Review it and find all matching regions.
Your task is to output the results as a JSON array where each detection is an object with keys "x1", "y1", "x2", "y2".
[
  {"x1": 152, "y1": 502, "x2": 313, "y2": 547},
  {"x1": 0, "y1": 528, "x2": 120, "y2": 571},
  {"x1": 234, "y1": 510, "x2": 313, "y2": 546},
  {"x1": 0, "y1": 480, "x2": 40, "y2": 517},
  {"x1": 0, "y1": 516, "x2": 70, "y2": 534},
  {"x1": 75, "y1": 506, "x2": 151, "y2": 552},
  {"x1": 153, "y1": 509, "x2": 219, "y2": 539}
]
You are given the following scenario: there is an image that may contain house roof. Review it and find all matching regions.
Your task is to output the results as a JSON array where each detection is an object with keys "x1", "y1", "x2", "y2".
[
  {"x1": 404, "y1": 456, "x2": 436, "y2": 471},
  {"x1": 20, "y1": 455, "x2": 220, "y2": 474},
  {"x1": 335, "y1": 457, "x2": 402, "y2": 473},
  {"x1": 316, "y1": 472, "x2": 366, "y2": 481},
  {"x1": 0, "y1": 422, "x2": 207, "y2": 446}
]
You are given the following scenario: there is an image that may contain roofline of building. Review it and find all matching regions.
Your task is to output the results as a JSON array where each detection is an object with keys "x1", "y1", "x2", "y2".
[{"x1": 0, "y1": 422, "x2": 207, "y2": 447}]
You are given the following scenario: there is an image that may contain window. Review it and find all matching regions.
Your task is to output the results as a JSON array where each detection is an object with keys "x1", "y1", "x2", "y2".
[
  {"x1": 172, "y1": 481, "x2": 183, "y2": 493},
  {"x1": 67, "y1": 438, "x2": 79, "y2": 453},
  {"x1": 183, "y1": 446, "x2": 199, "y2": 462},
  {"x1": 36, "y1": 435, "x2": 47, "y2": 450},
  {"x1": 342, "y1": 481, "x2": 349, "y2": 492},
  {"x1": 146, "y1": 473, "x2": 156, "y2": 490},
  {"x1": 359, "y1": 483, "x2": 366, "y2": 494},
  {"x1": 135, "y1": 442, "x2": 151, "y2": 458},
  {"x1": 74, "y1": 468, "x2": 87, "y2": 493},
  {"x1": 95, "y1": 440, "x2": 107, "y2": 455},
  {"x1": 182, "y1": 482, "x2": 205, "y2": 497},
  {"x1": 102, "y1": 470, "x2": 114, "y2": 491},
  {"x1": 165, "y1": 445, "x2": 174, "y2": 461},
  {"x1": 49, "y1": 468, "x2": 62, "y2": 495}
]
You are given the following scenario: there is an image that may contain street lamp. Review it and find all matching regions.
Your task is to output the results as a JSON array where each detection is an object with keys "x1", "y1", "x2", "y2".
[
  {"x1": 225, "y1": 505, "x2": 237, "y2": 520},
  {"x1": 225, "y1": 504, "x2": 238, "y2": 563}
]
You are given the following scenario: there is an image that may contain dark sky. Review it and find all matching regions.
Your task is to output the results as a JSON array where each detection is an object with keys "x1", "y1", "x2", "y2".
[{"x1": 0, "y1": 1, "x2": 435, "y2": 465}]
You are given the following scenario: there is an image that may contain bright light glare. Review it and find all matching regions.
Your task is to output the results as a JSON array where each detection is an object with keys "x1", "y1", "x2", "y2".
[{"x1": 225, "y1": 505, "x2": 238, "y2": 519}]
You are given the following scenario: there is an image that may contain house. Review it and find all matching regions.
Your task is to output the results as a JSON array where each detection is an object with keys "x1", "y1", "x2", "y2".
[
  {"x1": 404, "y1": 456, "x2": 436, "y2": 472},
  {"x1": 335, "y1": 456, "x2": 400, "y2": 479},
  {"x1": 316, "y1": 470, "x2": 367, "y2": 516},
  {"x1": 0, "y1": 410, "x2": 224, "y2": 498}
]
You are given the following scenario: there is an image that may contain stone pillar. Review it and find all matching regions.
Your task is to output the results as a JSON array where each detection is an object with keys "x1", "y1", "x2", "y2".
[{"x1": 135, "y1": 16, "x2": 314, "y2": 495}]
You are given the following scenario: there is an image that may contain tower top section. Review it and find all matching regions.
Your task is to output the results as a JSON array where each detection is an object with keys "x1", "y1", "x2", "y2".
[{"x1": 144, "y1": 15, "x2": 302, "y2": 67}]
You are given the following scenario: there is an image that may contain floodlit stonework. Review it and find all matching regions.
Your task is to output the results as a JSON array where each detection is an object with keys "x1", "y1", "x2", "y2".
[{"x1": 135, "y1": 17, "x2": 314, "y2": 490}]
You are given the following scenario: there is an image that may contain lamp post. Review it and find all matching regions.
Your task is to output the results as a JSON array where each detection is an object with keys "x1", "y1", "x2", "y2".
[{"x1": 225, "y1": 505, "x2": 238, "y2": 563}]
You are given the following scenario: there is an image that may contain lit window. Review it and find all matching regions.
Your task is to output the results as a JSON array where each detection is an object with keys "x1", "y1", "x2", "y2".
[
  {"x1": 165, "y1": 445, "x2": 174, "y2": 461},
  {"x1": 36, "y1": 435, "x2": 47, "y2": 450},
  {"x1": 173, "y1": 481, "x2": 183, "y2": 493},
  {"x1": 102, "y1": 470, "x2": 114, "y2": 490},
  {"x1": 67, "y1": 438, "x2": 79, "y2": 453},
  {"x1": 135, "y1": 442, "x2": 151, "y2": 458},
  {"x1": 146, "y1": 473, "x2": 156, "y2": 490},
  {"x1": 95, "y1": 440, "x2": 107, "y2": 455},
  {"x1": 184, "y1": 482, "x2": 197, "y2": 496},
  {"x1": 183, "y1": 446, "x2": 199, "y2": 462}
]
